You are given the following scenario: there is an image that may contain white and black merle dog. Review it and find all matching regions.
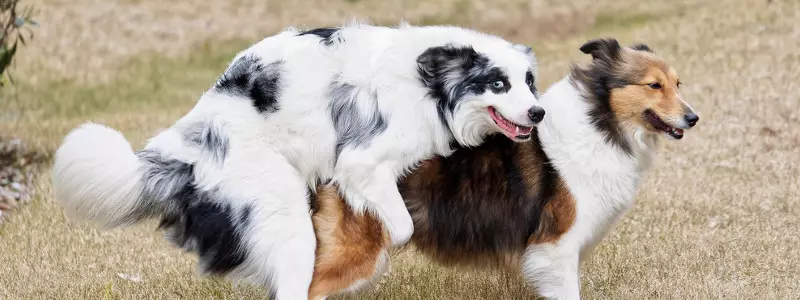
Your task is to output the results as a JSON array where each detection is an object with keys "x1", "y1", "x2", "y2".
[{"x1": 51, "y1": 23, "x2": 543, "y2": 299}]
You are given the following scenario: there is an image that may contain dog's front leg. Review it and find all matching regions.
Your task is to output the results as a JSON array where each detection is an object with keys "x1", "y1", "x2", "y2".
[
  {"x1": 333, "y1": 153, "x2": 414, "y2": 247},
  {"x1": 522, "y1": 243, "x2": 581, "y2": 300},
  {"x1": 362, "y1": 164, "x2": 414, "y2": 246}
]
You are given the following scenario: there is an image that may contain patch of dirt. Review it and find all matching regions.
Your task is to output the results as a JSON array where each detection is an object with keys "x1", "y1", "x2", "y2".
[{"x1": 0, "y1": 137, "x2": 47, "y2": 224}]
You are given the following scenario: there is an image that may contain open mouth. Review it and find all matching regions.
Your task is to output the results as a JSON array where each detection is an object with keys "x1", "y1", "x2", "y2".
[
  {"x1": 488, "y1": 107, "x2": 533, "y2": 140},
  {"x1": 644, "y1": 109, "x2": 684, "y2": 139}
]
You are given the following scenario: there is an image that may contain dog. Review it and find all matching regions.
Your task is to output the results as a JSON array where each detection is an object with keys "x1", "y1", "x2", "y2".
[
  {"x1": 50, "y1": 23, "x2": 543, "y2": 299},
  {"x1": 307, "y1": 38, "x2": 700, "y2": 300}
]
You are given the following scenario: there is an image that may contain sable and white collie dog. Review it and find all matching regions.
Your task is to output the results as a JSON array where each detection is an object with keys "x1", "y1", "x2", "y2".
[
  {"x1": 308, "y1": 38, "x2": 700, "y2": 299},
  {"x1": 50, "y1": 23, "x2": 544, "y2": 299}
]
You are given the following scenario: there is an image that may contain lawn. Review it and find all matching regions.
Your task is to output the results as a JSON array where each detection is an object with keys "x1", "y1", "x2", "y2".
[{"x1": 1, "y1": 0, "x2": 798, "y2": 299}]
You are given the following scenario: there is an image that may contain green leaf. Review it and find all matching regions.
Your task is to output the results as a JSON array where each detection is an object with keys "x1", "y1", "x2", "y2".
[{"x1": 0, "y1": 42, "x2": 18, "y2": 77}]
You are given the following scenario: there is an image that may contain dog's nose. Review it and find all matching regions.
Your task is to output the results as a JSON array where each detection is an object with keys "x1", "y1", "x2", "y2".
[
  {"x1": 684, "y1": 112, "x2": 699, "y2": 127},
  {"x1": 528, "y1": 106, "x2": 545, "y2": 124}
]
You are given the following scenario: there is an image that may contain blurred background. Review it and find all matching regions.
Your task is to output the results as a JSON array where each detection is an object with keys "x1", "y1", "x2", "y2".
[{"x1": 0, "y1": 0, "x2": 798, "y2": 299}]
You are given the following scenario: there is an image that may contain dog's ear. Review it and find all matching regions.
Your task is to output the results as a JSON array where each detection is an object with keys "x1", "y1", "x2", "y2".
[
  {"x1": 630, "y1": 43, "x2": 653, "y2": 53},
  {"x1": 579, "y1": 38, "x2": 622, "y2": 62},
  {"x1": 417, "y1": 45, "x2": 462, "y2": 77},
  {"x1": 417, "y1": 44, "x2": 480, "y2": 77},
  {"x1": 513, "y1": 43, "x2": 533, "y2": 55}
]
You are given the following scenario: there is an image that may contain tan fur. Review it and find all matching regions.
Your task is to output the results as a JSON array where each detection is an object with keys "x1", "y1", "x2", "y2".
[
  {"x1": 611, "y1": 49, "x2": 686, "y2": 131},
  {"x1": 529, "y1": 179, "x2": 576, "y2": 245},
  {"x1": 308, "y1": 185, "x2": 390, "y2": 300},
  {"x1": 516, "y1": 142, "x2": 577, "y2": 245}
]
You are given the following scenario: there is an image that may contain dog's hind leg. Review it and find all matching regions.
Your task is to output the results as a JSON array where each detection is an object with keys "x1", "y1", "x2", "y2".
[{"x1": 214, "y1": 149, "x2": 317, "y2": 300}]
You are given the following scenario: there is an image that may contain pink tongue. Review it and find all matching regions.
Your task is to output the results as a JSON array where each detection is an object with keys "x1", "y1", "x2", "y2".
[
  {"x1": 490, "y1": 108, "x2": 531, "y2": 138},
  {"x1": 498, "y1": 121, "x2": 517, "y2": 138}
]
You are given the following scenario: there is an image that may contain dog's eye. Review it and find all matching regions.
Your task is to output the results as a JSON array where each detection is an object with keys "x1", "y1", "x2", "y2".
[
  {"x1": 491, "y1": 81, "x2": 504, "y2": 89},
  {"x1": 648, "y1": 82, "x2": 662, "y2": 89}
]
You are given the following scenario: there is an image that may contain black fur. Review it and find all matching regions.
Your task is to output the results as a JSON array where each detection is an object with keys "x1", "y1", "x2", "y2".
[
  {"x1": 298, "y1": 27, "x2": 343, "y2": 46},
  {"x1": 630, "y1": 43, "x2": 653, "y2": 52},
  {"x1": 133, "y1": 150, "x2": 194, "y2": 222},
  {"x1": 572, "y1": 38, "x2": 634, "y2": 154},
  {"x1": 215, "y1": 55, "x2": 284, "y2": 114},
  {"x1": 159, "y1": 187, "x2": 252, "y2": 275},
  {"x1": 328, "y1": 81, "x2": 388, "y2": 156},
  {"x1": 401, "y1": 134, "x2": 558, "y2": 263},
  {"x1": 416, "y1": 45, "x2": 510, "y2": 129},
  {"x1": 134, "y1": 150, "x2": 250, "y2": 275},
  {"x1": 185, "y1": 120, "x2": 229, "y2": 165},
  {"x1": 579, "y1": 38, "x2": 622, "y2": 62},
  {"x1": 525, "y1": 70, "x2": 538, "y2": 96}
]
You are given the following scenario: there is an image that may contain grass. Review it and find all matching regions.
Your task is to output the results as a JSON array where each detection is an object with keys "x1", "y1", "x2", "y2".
[{"x1": 2, "y1": 0, "x2": 800, "y2": 299}]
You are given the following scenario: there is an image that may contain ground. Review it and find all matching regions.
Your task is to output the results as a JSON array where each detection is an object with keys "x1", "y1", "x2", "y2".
[{"x1": 0, "y1": 0, "x2": 798, "y2": 299}]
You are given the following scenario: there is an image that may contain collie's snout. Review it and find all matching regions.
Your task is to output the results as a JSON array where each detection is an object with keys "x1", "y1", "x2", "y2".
[{"x1": 684, "y1": 111, "x2": 699, "y2": 128}]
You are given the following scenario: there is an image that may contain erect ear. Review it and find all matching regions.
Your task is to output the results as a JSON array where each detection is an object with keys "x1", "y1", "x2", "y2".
[
  {"x1": 579, "y1": 38, "x2": 622, "y2": 62},
  {"x1": 630, "y1": 43, "x2": 653, "y2": 53}
]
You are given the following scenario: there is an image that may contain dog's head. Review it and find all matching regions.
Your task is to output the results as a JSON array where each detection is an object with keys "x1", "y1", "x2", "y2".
[
  {"x1": 417, "y1": 41, "x2": 543, "y2": 146},
  {"x1": 573, "y1": 38, "x2": 698, "y2": 152}
]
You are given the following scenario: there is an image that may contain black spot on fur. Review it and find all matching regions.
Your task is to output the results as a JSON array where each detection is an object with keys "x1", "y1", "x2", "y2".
[
  {"x1": 525, "y1": 70, "x2": 537, "y2": 96},
  {"x1": 307, "y1": 186, "x2": 317, "y2": 213},
  {"x1": 298, "y1": 27, "x2": 343, "y2": 46},
  {"x1": 572, "y1": 38, "x2": 634, "y2": 154},
  {"x1": 185, "y1": 120, "x2": 229, "y2": 165},
  {"x1": 134, "y1": 150, "x2": 250, "y2": 275},
  {"x1": 132, "y1": 150, "x2": 194, "y2": 221},
  {"x1": 416, "y1": 45, "x2": 509, "y2": 130},
  {"x1": 159, "y1": 189, "x2": 252, "y2": 274},
  {"x1": 401, "y1": 134, "x2": 559, "y2": 264},
  {"x1": 328, "y1": 81, "x2": 388, "y2": 156},
  {"x1": 630, "y1": 43, "x2": 653, "y2": 52},
  {"x1": 216, "y1": 55, "x2": 283, "y2": 114}
]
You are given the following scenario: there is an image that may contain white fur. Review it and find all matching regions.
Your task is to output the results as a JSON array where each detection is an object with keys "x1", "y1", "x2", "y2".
[
  {"x1": 52, "y1": 123, "x2": 146, "y2": 227},
  {"x1": 51, "y1": 23, "x2": 540, "y2": 299},
  {"x1": 522, "y1": 77, "x2": 659, "y2": 299}
]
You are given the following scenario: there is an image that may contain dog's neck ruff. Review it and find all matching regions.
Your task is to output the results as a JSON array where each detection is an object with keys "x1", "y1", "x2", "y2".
[{"x1": 537, "y1": 76, "x2": 658, "y2": 252}]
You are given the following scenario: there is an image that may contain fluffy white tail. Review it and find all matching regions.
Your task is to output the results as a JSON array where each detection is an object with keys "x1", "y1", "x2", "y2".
[{"x1": 52, "y1": 123, "x2": 148, "y2": 228}]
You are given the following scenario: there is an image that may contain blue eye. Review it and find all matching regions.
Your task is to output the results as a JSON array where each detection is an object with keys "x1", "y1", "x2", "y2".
[
  {"x1": 648, "y1": 82, "x2": 662, "y2": 89},
  {"x1": 492, "y1": 81, "x2": 504, "y2": 89}
]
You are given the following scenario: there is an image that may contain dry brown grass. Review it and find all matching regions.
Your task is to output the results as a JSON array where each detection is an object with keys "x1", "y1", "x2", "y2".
[{"x1": 1, "y1": 0, "x2": 799, "y2": 299}]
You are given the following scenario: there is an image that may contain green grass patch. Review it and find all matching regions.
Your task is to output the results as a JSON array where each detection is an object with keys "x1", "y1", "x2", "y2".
[
  {"x1": 0, "y1": 38, "x2": 261, "y2": 151},
  {"x1": 6, "y1": 39, "x2": 250, "y2": 120}
]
